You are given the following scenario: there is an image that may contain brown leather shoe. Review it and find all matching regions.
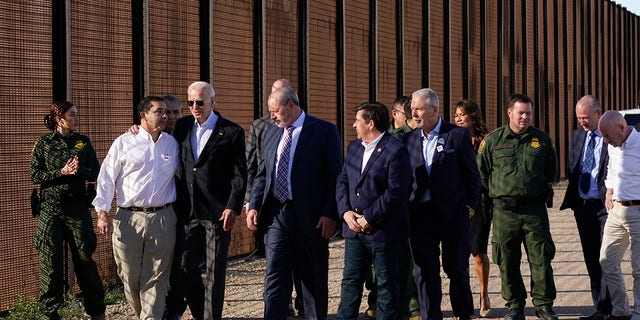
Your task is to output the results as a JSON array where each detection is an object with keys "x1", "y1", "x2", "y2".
[{"x1": 365, "y1": 309, "x2": 377, "y2": 318}]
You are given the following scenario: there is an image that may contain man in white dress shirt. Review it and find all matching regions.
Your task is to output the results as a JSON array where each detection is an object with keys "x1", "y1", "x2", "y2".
[
  {"x1": 94, "y1": 96, "x2": 179, "y2": 320},
  {"x1": 598, "y1": 110, "x2": 640, "y2": 320}
]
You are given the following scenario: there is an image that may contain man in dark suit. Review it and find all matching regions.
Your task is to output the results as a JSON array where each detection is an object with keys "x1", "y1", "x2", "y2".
[
  {"x1": 560, "y1": 95, "x2": 611, "y2": 320},
  {"x1": 172, "y1": 81, "x2": 247, "y2": 320},
  {"x1": 246, "y1": 87, "x2": 342, "y2": 319},
  {"x1": 335, "y1": 101, "x2": 411, "y2": 319},
  {"x1": 404, "y1": 88, "x2": 480, "y2": 320}
]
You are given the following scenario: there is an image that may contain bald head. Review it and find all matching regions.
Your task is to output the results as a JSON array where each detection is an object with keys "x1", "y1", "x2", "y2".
[
  {"x1": 271, "y1": 78, "x2": 294, "y2": 93},
  {"x1": 599, "y1": 110, "x2": 631, "y2": 147}
]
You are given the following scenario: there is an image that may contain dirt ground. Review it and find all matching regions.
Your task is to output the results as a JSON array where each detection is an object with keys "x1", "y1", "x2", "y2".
[{"x1": 105, "y1": 181, "x2": 634, "y2": 319}]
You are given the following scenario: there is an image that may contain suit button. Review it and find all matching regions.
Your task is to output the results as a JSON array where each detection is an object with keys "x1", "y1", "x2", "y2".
[
  {"x1": 193, "y1": 168, "x2": 197, "y2": 172},
  {"x1": 356, "y1": 192, "x2": 360, "y2": 197}
]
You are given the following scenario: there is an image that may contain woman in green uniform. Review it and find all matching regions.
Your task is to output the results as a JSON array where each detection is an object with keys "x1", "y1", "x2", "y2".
[{"x1": 30, "y1": 100, "x2": 105, "y2": 320}]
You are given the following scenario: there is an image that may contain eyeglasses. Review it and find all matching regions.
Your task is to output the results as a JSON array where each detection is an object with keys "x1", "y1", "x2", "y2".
[{"x1": 187, "y1": 100, "x2": 205, "y2": 107}]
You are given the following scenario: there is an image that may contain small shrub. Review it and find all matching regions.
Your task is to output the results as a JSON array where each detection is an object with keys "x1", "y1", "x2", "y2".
[
  {"x1": 103, "y1": 286, "x2": 126, "y2": 305},
  {"x1": 5, "y1": 294, "x2": 47, "y2": 320}
]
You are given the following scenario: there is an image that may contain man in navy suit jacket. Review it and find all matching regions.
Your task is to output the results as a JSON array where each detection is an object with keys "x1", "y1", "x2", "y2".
[
  {"x1": 560, "y1": 95, "x2": 611, "y2": 320},
  {"x1": 172, "y1": 81, "x2": 247, "y2": 320},
  {"x1": 335, "y1": 101, "x2": 411, "y2": 319},
  {"x1": 404, "y1": 88, "x2": 480, "y2": 320},
  {"x1": 246, "y1": 87, "x2": 342, "y2": 319}
]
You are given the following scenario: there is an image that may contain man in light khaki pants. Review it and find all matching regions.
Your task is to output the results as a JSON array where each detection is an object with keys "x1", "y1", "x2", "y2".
[
  {"x1": 598, "y1": 110, "x2": 640, "y2": 320},
  {"x1": 93, "y1": 96, "x2": 180, "y2": 319}
]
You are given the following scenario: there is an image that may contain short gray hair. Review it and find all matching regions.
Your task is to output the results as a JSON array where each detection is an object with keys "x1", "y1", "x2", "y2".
[
  {"x1": 188, "y1": 81, "x2": 216, "y2": 98},
  {"x1": 412, "y1": 88, "x2": 440, "y2": 107}
]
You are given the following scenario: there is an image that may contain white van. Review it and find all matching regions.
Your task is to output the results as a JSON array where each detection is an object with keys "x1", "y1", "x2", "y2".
[{"x1": 618, "y1": 108, "x2": 640, "y2": 127}]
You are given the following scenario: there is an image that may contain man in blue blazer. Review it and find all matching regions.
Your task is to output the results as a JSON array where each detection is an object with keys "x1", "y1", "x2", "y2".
[
  {"x1": 560, "y1": 95, "x2": 611, "y2": 320},
  {"x1": 404, "y1": 88, "x2": 480, "y2": 320},
  {"x1": 335, "y1": 101, "x2": 411, "y2": 319},
  {"x1": 172, "y1": 81, "x2": 247, "y2": 320},
  {"x1": 246, "y1": 87, "x2": 342, "y2": 319}
]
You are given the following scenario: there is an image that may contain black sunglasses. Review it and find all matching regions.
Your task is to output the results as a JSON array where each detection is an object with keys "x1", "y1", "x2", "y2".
[{"x1": 187, "y1": 100, "x2": 205, "y2": 107}]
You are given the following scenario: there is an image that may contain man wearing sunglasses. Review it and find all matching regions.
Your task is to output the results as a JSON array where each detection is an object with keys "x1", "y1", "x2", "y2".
[{"x1": 172, "y1": 81, "x2": 247, "y2": 320}]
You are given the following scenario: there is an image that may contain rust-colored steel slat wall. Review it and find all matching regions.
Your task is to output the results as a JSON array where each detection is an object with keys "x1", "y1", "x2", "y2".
[
  {"x1": 403, "y1": 0, "x2": 423, "y2": 94},
  {"x1": 483, "y1": 0, "x2": 501, "y2": 130},
  {"x1": 147, "y1": 0, "x2": 200, "y2": 102},
  {"x1": 308, "y1": 0, "x2": 338, "y2": 123},
  {"x1": 0, "y1": 1, "x2": 53, "y2": 311},
  {"x1": 211, "y1": 0, "x2": 256, "y2": 256},
  {"x1": 377, "y1": 0, "x2": 398, "y2": 107},
  {"x1": 467, "y1": 0, "x2": 482, "y2": 105},
  {"x1": 1, "y1": 0, "x2": 640, "y2": 311},
  {"x1": 69, "y1": 0, "x2": 134, "y2": 288},
  {"x1": 428, "y1": 0, "x2": 446, "y2": 105},
  {"x1": 450, "y1": 0, "x2": 465, "y2": 107},
  {"x1": 264, "y1": 0, "x2": 299, "y2": 98},
  {"x1": 343, "y1": 0, "x2": 370, "y2": 144}
]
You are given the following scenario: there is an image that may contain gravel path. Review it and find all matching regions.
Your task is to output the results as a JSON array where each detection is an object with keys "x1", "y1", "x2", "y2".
[{"x1": 105, "y1": 181, "x2": 634, "y2": 319}]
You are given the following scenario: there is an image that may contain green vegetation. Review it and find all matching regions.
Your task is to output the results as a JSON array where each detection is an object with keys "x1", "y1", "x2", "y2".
[{"x1": 2, "y1": 286, "x2": 125, "y2": 319}]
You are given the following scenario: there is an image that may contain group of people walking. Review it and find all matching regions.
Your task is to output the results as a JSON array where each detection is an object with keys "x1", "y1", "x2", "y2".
[{"x1": 30, "y1": 79, "x2": 640, "y2": 320}]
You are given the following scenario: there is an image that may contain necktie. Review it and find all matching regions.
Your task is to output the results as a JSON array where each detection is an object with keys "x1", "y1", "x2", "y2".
[
  {"x1": 274, "y1": 126, "x2": 295, "y2": 202},
  {"x1": 579, "y1": 131, "x2": 596, "y2": 194}
]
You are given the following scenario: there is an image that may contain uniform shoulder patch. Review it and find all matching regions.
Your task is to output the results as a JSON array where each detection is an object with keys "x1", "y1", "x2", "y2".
[{"x1": 478, "y1": 139, "x2": 486, "y2": 153}]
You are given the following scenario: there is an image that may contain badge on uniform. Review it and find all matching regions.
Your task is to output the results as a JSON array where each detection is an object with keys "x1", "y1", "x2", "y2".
[
  {"x1": 436, "y1": 145, "x2": 444, "y2": 152},
  {"x1": 530, "y1": 137, "x2": 540, "y2": 149}
]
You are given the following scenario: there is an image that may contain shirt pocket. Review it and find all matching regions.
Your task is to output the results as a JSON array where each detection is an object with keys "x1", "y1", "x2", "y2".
[{"x1": 493, "y1": 147, "x2": 515, "y2": 169}]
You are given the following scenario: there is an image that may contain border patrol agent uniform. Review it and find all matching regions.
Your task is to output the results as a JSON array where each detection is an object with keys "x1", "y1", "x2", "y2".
[
  {"x1": 30, "y1": 131, "x2": 105, "y2": 319},
  {"x1": 477, "y1": 125, "x2": 558, "y2": 313}
]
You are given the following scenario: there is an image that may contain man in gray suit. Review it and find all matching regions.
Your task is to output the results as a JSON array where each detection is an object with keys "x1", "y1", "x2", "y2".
[{"x1": 560, "y1": 95, "x2": 611, "y2": 320}]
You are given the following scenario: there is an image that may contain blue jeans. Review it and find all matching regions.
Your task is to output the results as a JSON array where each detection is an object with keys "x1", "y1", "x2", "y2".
[{"x1": 337, "y1": 235, "x2": 402, "y2": 320}]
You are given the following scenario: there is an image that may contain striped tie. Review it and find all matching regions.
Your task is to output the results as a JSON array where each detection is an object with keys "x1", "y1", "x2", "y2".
[{"x1": 274, "y1": 126, "x2": 295, "y2": 202}]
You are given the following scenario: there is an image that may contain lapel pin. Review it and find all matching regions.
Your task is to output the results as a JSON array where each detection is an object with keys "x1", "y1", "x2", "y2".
[{"x1": 377, "y1": 148, "x2": 382, "y2": 153}]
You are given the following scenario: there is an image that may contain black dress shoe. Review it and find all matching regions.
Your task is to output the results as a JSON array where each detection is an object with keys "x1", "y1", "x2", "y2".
[
  {"x1": 536, "y1": 307, "x2": 559, "y2": 320},
  {"x1": 579, "y1": 312, "x2": 609, "y2": 320},
  {"x1": 505, "y1": 309, "x2": 525, "y2": 320},
  {"x1": 609, "y1": 315, "x2": 632, "y2": 320}
]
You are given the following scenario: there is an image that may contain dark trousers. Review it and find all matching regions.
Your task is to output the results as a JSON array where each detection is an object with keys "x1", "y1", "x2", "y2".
[
  {"x1": 337, "y1": 235, "x2": 402, "y2": 320},
  {"x1": 574, "y1": 201, "x2": 612, "y2": 314},
  {"x1": 164, "y1": 222, "x2": 187, "y2": 318},
  {"x1": 181, "y1": 219, "x2": 230, "y2": 320},
  {"x1": 365, "y1": 242, "x2": 421, "y2": 317},
  {"x1": 492, "y1": 201, "x2": 556, "y2": 310},
  {"x1": 409, "y1": 201, "x2": 473, "y2": 320},
  {"x1": 35, "y1": 201, "x2": 105, "y2": 318},
  {"x1": 263, "y1": 200, "x2": 329, "y2": 320}
]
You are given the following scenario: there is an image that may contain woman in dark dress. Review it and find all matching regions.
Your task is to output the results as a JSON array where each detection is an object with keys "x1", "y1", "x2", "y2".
[{"x1": 454, "y1": 99, "x2": 492, "y2": 317}]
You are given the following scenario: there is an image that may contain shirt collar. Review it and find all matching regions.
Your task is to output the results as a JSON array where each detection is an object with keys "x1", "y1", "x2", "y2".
[
  {"x1": 361, "y1": 131, "x2": 385, "y2": 149},
  {"x1": 622, "y1": 127, "x2": 639, "y2": 148},
  {"x1": 421, "y1": 117, "x2": 442, "y2": 139},
  {"x1": 194, "y1": 111, "x2": 219, "y2": 129},
  {"x1": 291, "y1": 111, "x2": 305, "y2": 128}
]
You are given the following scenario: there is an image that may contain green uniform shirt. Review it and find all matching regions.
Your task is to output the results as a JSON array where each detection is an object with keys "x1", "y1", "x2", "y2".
[
  {"x1": 30, "y1": 131, "x2": 99, "y2": 205},
  {"x1": 477, "y1": 125, "x2": 557, "y2": 199},
  {"x1": 388, "y1": 121, "x2": 413, "y2": 141}
]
